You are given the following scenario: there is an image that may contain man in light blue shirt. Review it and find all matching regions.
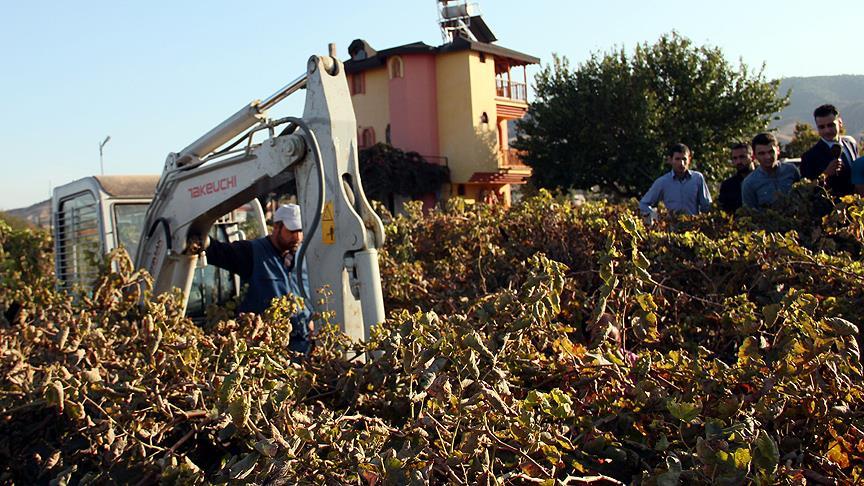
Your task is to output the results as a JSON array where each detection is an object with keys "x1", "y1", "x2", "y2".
[
  {"x1": 741, "y1": 133, "x2": 801, "y2": 209},
  {"x1": 639, "y1": 143, "x2": 712, "y2": 217}
]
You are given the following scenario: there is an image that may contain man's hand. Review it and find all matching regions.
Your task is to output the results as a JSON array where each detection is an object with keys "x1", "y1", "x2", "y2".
[
  {"x1": 642, "y1": 208, "x2": 658, "y2": 226},
  {"x1": 823, "y1": 158, "x2": 843, "y2": 177}
]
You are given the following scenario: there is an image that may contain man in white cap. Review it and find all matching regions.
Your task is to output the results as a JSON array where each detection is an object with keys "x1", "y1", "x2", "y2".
[{"x1": 206, "y1": 203, "x2": 312, "y2": 352}]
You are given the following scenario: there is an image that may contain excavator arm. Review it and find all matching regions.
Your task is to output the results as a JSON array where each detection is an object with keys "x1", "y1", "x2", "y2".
[{"x1": 135, "y1": 54, "x2": 385, "y2": 342}]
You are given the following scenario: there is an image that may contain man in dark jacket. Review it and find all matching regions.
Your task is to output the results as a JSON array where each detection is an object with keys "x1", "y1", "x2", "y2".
[
  {"x1": 206, "y1": 203, "x2": 312, "y2": 352},
  {"x1": 800, "y1": 104, "x2": 859, "y2": 197},
  {"x1": 718, "y1": 143, "x2": 754, "y2": 212}
]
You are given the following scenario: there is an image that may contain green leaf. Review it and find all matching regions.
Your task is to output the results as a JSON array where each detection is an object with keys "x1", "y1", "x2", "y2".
[
  {"x1": 229, "y1": 452, "x2": 259, "y2": 480},
  {"x1": 524, "y1": 390, "x2": 544, "y2": 408},
  {"x1": 655, "y1": 434, "x2": 670, "y2": 451},
  {"x1": 462, "y1": 331, "x2": 495, "y2": 360},
  {"x1": 219, "y1": 368, "x2": 243, "y2": 404},
  {"x1": 656, "y1": 454, "x2": 682, "y2": 486},
  {"x1": 752, "y1": 430, "x2": 779, "y2": 473},
  {"x1": 229, "y1": 395, "x2": 250, "y2": 427},
  {"x1": 254, "y1": 438, "x2": 278, "y2": 458},
  {"x1": 636, "y1": 293, "x2": 657, "y2": 312},
  {"x1": 733, "y1": 447, "x2": 751, "y2": 470},
  {"x1": 822, "y1": 317, "x2": 858, "y2": 337},
  {"x1": 44, "y1": 381, "x2": 65, "y2": 413},
  {"x1": 737, "y1": 337, "x2": 762, "y2": 367},
  {"x1": 762, "y1": 304, "x2": 780, "y2": 327},
  {"x1": 717, "y1": 397, "x2": 741, "y2": 420},
  {"x1": 666, "y1": 399, "x2": 701, "y2": 422},
  {"x1": 548, "y1": 388, "x2": 573, "y2": 418}
]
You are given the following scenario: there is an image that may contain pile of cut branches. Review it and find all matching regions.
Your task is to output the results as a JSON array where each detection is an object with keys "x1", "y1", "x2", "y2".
[{"x1": 1, "y1": 185, "x2": 862, "y2": 484}]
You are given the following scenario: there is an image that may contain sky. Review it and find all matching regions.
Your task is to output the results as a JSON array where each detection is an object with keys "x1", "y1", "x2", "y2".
[{"x1": 1, "y1": 0, "x2": 863, "y2": 210}]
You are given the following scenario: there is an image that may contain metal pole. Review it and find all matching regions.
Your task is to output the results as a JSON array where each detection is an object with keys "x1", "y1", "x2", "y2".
[{"x1": 99, "y1": 136, "x2": 111, "y2": 175}]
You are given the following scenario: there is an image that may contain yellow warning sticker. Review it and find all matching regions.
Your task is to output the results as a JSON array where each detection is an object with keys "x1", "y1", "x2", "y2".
[{"x1": 321, "y1": 201, "x2": 335, "y2": 245}]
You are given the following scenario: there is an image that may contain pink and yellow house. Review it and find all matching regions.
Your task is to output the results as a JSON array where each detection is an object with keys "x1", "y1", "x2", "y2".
[{"x1": 345, "y1": 36, "x2": 539, "y2": 206}]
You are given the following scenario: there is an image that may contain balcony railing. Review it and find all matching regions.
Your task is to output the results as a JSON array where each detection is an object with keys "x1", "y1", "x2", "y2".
[
  {"x1": 495, "y1": 79, "x2": 527, "y2": 101},
  {"x1": 500, "y1": 148, "x2": 529, "y2": 169}
]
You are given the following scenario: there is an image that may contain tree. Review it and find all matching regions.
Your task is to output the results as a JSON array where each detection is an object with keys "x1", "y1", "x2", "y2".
[
  {"x1": 783, "y1": 122, "x2": 820, "y2": 158},
  {"x1": 358, "y1": 143, "x2": 450, "y2": 205},
  {"x1": 0, "y1": 212, "x2": 34, "y2": 231},
  {"x1": 514, "y1": 32, "x2": 789, "y2": 197}
]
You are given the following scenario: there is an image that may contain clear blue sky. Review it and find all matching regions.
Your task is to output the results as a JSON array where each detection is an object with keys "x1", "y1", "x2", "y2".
[{"x1": 2, "y1": 0, "x2": 862, "y2": 209}]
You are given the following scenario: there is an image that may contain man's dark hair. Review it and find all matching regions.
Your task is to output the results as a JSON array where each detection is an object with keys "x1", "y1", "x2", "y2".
[
  {"x1": 814, "y1": 104, "x2": 839, "y2": 119},
  {"x1": 731, "y1": 142, "x2": 752, "y2": 153},
  {"x1": 751, "y1": 132, "x2": 778, "y2": 150},
  {"x1": 667, "y1": 143, "x2": 691, "y2": 158}
]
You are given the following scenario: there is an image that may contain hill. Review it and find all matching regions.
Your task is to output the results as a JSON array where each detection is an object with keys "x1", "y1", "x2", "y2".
[
  {"x1": 773, "y1": 75, "x2": 864, "y2": 143},
  {"x1": 5, "y1": 199, "x2": 51, "y2": 228}
]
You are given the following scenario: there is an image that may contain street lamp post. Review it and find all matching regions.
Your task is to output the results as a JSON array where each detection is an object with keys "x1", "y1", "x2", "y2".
[{"x1": 99, "y1": 136, "x2": 111, "y2": 175}]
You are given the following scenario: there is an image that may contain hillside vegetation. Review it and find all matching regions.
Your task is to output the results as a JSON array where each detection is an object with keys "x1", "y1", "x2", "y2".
[{"x1": 1, "y1": 185, "x2": 863, "y2": 484}]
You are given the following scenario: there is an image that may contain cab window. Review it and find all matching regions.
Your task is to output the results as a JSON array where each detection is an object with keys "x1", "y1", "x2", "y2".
[
  {"x1": 56, "y1": 192, "x2": 101, "y2": 290},
  {"x1": 186, "y1": 224, "x2": 237, "y2": 319},
  {"x1": 113, "y1": 203, "x2": 149, "y2": 260}
]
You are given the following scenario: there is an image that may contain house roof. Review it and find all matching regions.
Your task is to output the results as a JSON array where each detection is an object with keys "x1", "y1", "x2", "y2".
[
  {"x1": 442, "y1": 37, "x2": 540, "y2": 66},
  {"x1": 346, "y1": 41, "x2": 437, "y2": 73},
  {"x1": 344, "y1": 37, "x2": 539, "y2": 74}
]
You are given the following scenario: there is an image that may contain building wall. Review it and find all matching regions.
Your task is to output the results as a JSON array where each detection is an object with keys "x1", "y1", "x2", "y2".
[
  {"x1": 436, "y1": 51, "x2": 498, "y2": 184},
  {"x1": 467, "y1": 51, "x2": 500, "y2": 173},
  {"x1": 388, "y1": 54, "x2": 439, "y2": 158},
  {"x1": 350, "y1": 68, "x2": 390, "y2": 146}
]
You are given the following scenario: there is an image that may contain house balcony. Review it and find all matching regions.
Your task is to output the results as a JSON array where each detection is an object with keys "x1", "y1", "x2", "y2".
[
  {"x1": 499, "y1": 148, "x2": 530, "y2": 171},
  {"x1": 495, "y1": 79, "x2": 527, "y2": 102}
]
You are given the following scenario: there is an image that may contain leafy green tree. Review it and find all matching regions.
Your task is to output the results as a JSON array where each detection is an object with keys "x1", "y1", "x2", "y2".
[
  {"x1": 514, "y1": 32, "x2": 789, "y2": 196},
  {"x1": 782, "y1": 122, "x2": 820, "y2": 158},
  {"x1": 358, "y1": 143, "x2": 450, "y2": 205}
]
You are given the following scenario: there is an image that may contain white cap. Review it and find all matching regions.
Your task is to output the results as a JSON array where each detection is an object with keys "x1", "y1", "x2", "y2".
[{"x1": 273, "y1": 204, "x2": 302, "y2": 231}]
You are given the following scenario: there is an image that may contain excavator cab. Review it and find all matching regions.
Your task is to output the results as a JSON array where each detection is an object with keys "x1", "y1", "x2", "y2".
[{"x1": 52, "y1": 175, "x2": 266, "y2": 319}]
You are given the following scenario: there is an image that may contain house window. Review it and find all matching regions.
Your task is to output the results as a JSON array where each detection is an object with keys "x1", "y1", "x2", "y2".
[
  {"x1": 388, "y1": 56, "x2": 404, "y2": 79},
  {"x1": 350, "y1": 73, "x2": 365, "y2": 95},
  {"x1": 359, "y1": 127, "x2": 376, "y2": 149},
  {"x1": 479, "y1": 52, "x2": 486, "y2": 63}
]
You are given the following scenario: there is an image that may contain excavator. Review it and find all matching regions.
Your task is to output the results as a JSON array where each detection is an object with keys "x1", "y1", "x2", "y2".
[{"x1": 52, "y1": 50, "x2": 386, "y2": 342}]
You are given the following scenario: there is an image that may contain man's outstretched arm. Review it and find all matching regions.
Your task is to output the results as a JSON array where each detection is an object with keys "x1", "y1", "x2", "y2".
[{"x1": 206, "y1": 239, "x2": 254, "y2": 279}]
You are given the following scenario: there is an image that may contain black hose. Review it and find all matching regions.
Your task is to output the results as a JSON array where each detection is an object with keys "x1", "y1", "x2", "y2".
[
  {"x1": 282, "y1": 117, "x2": 326, "y2": 302},
  {"x1": 208, "y1": 117, "x2": 298, "y2": 161},
  {"x1": 146, "y1": 218, "x2": 172, "y2": 251}
]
